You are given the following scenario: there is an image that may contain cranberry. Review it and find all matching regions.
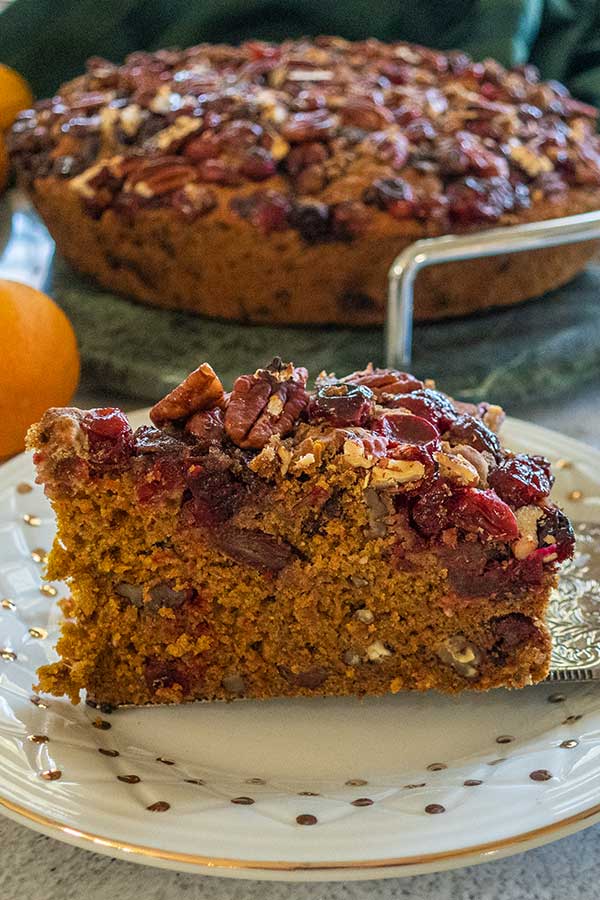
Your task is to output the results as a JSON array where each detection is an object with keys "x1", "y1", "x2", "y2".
[
  {"x1": 447, "y1": 414, "x2": 502, "y2": 460},
  {"x1": 404, "y1": 118, "x2": 437, "y2": 142},
  {"x1": 435, "y1": 132, "x2": 508, "y2": 178},
  {"x1": 289, "y1": 202, "x2": 331, "y2": 242},
  {"x1": 536, "y1": 507, "x2": 575, "y2": 562},
  {"x1": 81, "y1": 408, "x2": 134, "y2": 466},
  {"x1": 239, "y1": 147, "x2": 276, "y2": 180},
  {"x1": 378, "y1": 61, "x2": 413, "y2": 85},
  {"x1": 367, "y1": 130, "x2": 409, "y2": 170},
  {"x1": 390, "y1": 389, "x2": 457, "y2": 431},
  {"x1": 449, "y1": 488, "x2": 519, "y2": 540},
  {"x1": 331, "y1": 201, "x2": 371, "y2": 239},
  {"x1": 447, "y1": 176, "x2": 516, "y2": 225},
  {"x1": 410, "y1": 479, "x2": 452, "y2": 536},
  {"x1": 363, "y1": 177, "x2": 414, "y2": 213},
  {"x1": 492, "y1": 613, "x2": 544, "y2": 656},
  {"x1": 185, "y1": 461, "x2": 248, "y2": 527},
  {"x1": 230, "y1": 191, "x2": 292, "y2": 233},
  {"x1": 488, "y1": 454, "x2": 554, "y2": 507},
  {"x1": 372, "y1": 412, "x2": 439, "y2": 447},
  {"x1": 307, "y1": 383, "x2": 374, "y2": 427}
]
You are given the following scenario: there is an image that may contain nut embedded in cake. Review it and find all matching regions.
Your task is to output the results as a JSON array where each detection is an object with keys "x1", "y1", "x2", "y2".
[{"x1": 27, "y1": 359, "x2": 574, "y2": 707}]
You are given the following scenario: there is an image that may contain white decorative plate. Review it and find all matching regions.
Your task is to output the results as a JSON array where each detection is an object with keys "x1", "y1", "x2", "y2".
[{"x1": 1, "y1": 412, "x2": 600, "y2": 882}]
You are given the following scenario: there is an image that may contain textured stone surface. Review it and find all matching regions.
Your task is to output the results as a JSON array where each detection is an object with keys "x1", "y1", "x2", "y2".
[{"x1": 1, "y1": 815, "x2": 600, "y2": 899}]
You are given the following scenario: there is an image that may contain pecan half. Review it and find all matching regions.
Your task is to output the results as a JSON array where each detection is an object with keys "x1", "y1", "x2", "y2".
[
  {"x1": 224, "y1": 358, "x2": 308, "y2": 449},
  {"x1": 339, "y1": 364, "x2": 424, "y2": 399},
  {"x1": 124, "y1": 156, "x2": 197, "y2": 197},
  {"x1": 150, "y1": 363, "x2": 224, "y2": 426}
]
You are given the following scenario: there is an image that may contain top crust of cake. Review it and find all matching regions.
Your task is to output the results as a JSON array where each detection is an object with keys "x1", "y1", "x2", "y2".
[
  {"x1": 28, "y1": 360, "x2": 575, "y2": 598},
  {"x1": 9, "y1": 37, "x2": 600, "y2": 241}
]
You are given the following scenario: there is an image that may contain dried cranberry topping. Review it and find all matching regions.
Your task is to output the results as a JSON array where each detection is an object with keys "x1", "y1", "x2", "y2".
[
  {"x1": 230, "y1": 190, "x2": 292, "y2": 233},
  {"x1": 536, "y1": 507, "x2": 575, "y2": 562},
  {"x1": 410, "y1": 479, "x2": 452, "y2": 536},
  {"x1": 446, "y1": 414, "x2": 502, "y2": 460},
  {"x1": 307, "y1": 383, "x2": 374, "y2": 427},
  {"x1": 449, "y1": 488, "x2": 519, "y2": 540},
  {"x1": 447, "y1": 176, "x2": 516, "y2": 224},
  {"x1": 363, "y1": 177, "x2": 414, "y2": 215},
  {"x1": 492, "y1": 613, "x2": 544, "y2": 660},
  {"x1": 390, "y1": 389, "x2": 457, "y2": 431},
  {"x1": 289, "y1": 202, "x2": 331, "y2": 242},
  {"x1": 81, "y1": 408, "x2": 134, "y2": 466},
  {"x1": 185, "y1": 456, "x2": 250, "y2": 527},
  {"x1": 372, "y1": 412, "x2": 439, "y2": 447},
  {"x1": 488, "y1": 454, "x2": 554, "y2": 507}
]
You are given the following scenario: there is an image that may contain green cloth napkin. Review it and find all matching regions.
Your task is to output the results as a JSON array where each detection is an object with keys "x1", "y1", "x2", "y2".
[{"x1": 1, "y1": 0, "x2": 600, "y2": 105}]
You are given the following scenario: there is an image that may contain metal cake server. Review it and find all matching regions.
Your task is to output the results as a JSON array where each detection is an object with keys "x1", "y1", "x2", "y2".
[{"x1": 546, "y1": 521, "x2": 600, "y2": 682}]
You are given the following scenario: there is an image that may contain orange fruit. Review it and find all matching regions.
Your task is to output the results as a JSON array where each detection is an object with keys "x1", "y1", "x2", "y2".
[
  {"x1": 0, "y1": 64, "x2": 34, "y2": 131},
  {"x1": 0, "y1": 133, "x2": 7, "y2": 193},
  {"x1": 0, "y1": 280, "x2": 80, "y2": 459}
]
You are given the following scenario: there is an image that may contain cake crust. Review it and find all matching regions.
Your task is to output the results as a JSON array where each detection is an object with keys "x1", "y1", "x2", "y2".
[
  {"x1": 28, "y1": 361, "x2": 574, "y2": 707},
  {"x1": 9, "y1": 37, "x2": 600, "y2": 324}
]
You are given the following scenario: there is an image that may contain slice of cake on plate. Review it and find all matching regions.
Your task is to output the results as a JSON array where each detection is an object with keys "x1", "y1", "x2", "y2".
[{"x1": 27, "y1": 359, "x2": 574, "y2": 707}]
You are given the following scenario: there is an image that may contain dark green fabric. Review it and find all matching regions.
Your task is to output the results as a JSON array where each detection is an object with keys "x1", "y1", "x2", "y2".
[{"x1": 1, "y1": 0, "x2": 600, "y2": 106}]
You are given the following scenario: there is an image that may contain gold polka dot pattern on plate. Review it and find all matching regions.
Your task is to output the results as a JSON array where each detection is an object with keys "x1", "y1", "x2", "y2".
[
  {"x1": 298, "y1": 791, "x2": 320, "y2": 796},
  {"x1": 39, "y1": 584, "x2": 58, "y2": 597},
  {"x1": 156, "y1": 757, "x2": 175, "y2": 765},
  {"x1": 98, "y1": 748, "x2": 119, "y2": 757},
  {"x1": 184, "y1": 778, "x2": 205, "y2": 785},
  {"x1": 40, "y1": 770, "x2": 61, "y2": 781},
  {"x1": 27, "y1": 734, "x2": 49, "y2": 744},
  {"x1": 246, "y1": 777, "x2": 266, "y2": 785},
  {"x1": 560, "y1": 739, "x2": 579, "y2": 749},
  {"x1": 464, "y1": 779, "x2": 483, "y2": 786},
  {"x1": 568, "y1": 490, "x2": 583, "y2": 501},
  {"x1": 147, "y1": 801, "x2": 170, "y2": 812},
  {"x1": 231, "y1": 796, "x2": 255, "y2": 805},
  {"x1": 345, "y1": 778, "x2": 367, "y2": 786},
  {"x1": 16, "y1": 482, "x2": 33, "y2": 494},
  {"x1": 530, "y1": 769, "x2": 552, "y2": 781},
  {"x1": 0, "y1": 649, "x2": 16, "y2": 661},
  {"x1": 28, "y1": 627, "x2": 48, "y2": 640},
  {"x1": 117, "y1": 775, "x2": 141, "y2": 784},
  {"x1": 563, "y1": 715, "x2": 582, "y2": 724},
  {"x1": 425, "y1": 804, "x2": 445, "y2": 814},
  {"x1": 404, "y1": 783, "x2": 426, "y2": 789},
  {"x1": 548, "y1": 693, "x2": 566, "y2": 703},
  {"x1": 487, "y1": 758, "x2": 505, "y2": 766},
  {"x1": 92, "y1": 718, "x2": 111, "y2": 730},
  {"x1": 351, "y1": 798, "x2": 373, "y2": 807},
  {"x1": 427, "y1": 763, "x2": 447, "y2": 771},
  {"x1": 296, "y1": 814, "x2": 317, "y2": 825},
  {"x1": 1, "y1": 598, "x2": 15, "y2": 610},
  {"x1": 496, "y1": 735, "x2": 514, "y2": 744},
  {"x1": 23, "y1": 513, "x2": 41, "y2": 527},
  {"x1": 31, "y1": 548, "x2": 48, "y2": 564}
]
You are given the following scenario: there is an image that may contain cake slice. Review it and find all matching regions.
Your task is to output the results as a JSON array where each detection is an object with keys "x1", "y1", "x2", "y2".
[{"x1": 28, "y1": 359, "x2": 574, "y2": 707}]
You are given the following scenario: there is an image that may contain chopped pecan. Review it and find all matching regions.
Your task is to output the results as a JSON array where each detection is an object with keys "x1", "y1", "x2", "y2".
[
  {"x1": 224, "y1": 358, "x2": 308, "y2": 449},
  {"x1": 124, "y1": 156, "x2": 197, "y2": 197},
  {"x1": 150, "y1": 363, "x2": 224, "y2": 426}
]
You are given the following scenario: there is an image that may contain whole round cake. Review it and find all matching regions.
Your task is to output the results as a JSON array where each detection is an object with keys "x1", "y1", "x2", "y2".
[{"x1": 9, "y1": 37, "x2": 600, "y2": 324}]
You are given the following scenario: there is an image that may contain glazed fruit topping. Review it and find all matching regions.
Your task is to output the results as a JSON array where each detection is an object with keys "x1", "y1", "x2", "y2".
[
  {"x1": 341, "y1": 365, "x2": 424, "y2": 398},
  {"x1": 410, "y1": 479, "x2": 452, "y2": 536},
  {"x1": 536, "y1": 507, "x2": 575, "y2": 562},
  {"x1": 81, "y1": 408, "x2": 134, "y2": 465},
  {"x1": 372, "y1": 412, "x2": 440, "y2": 448},
  {"x1": 447, "y1": 414, "x2": 502, "y2": 460},
  {"x1": 390, "y1": 389, "x2": 457, "y2": 431},
  {"x1": 449, "y1": 488, "x2": 519, "y2": 540},
  {"x1": 488, "y1": 453, "x2": 554, "y2": 507},
  {"x1": 307, "y1": 383, "x2": 375, "y2": 428}
]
